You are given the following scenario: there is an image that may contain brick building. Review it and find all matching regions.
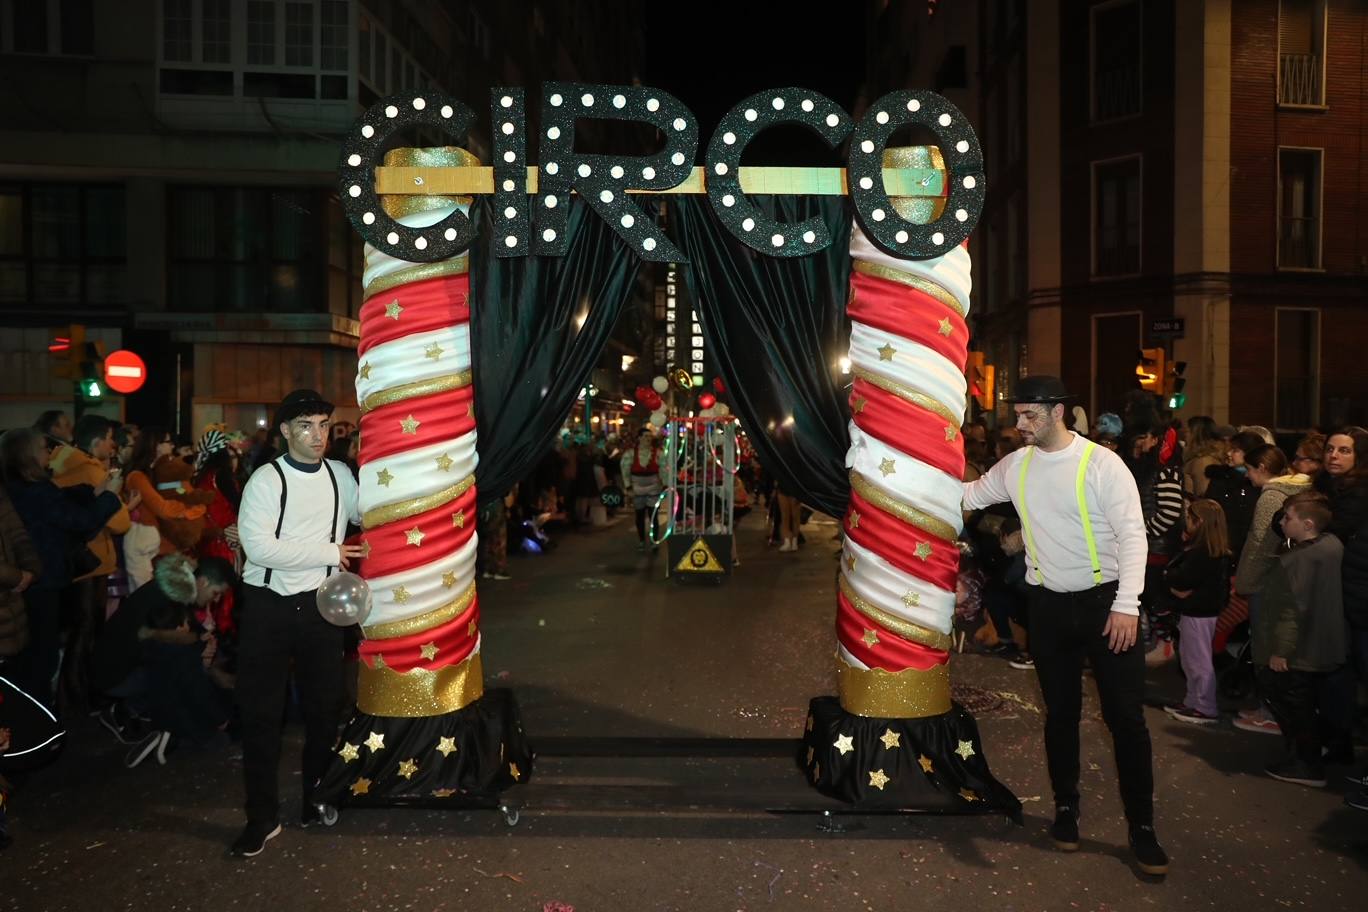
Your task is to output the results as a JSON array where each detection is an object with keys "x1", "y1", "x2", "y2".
[{"x1": 873, "y1": 0, "x2": 1367, "y2": 431}]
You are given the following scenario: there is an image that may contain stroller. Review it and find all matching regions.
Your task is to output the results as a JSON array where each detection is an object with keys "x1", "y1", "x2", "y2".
[{"x1": 0, "y1": 673, "x2": 66, "y2": 849}]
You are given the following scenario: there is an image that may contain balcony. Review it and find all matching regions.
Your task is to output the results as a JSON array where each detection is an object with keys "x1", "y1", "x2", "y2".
[{"x1": 1279, "y1": 54, "x2": 1323, "y2": 107}]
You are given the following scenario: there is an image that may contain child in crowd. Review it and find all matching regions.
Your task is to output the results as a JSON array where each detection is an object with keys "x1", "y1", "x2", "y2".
[
  {"x1": 1162, "y1": 499, "x2": 1232, "y2": 724},
  {"x1": 1252, "y1": 492, "x2": 1348, "y2": 788}
]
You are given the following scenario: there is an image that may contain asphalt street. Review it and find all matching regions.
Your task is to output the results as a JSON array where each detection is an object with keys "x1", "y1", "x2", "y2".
[{"x1": 3, "y1": 511, "x2": 1366, "y2": 911}]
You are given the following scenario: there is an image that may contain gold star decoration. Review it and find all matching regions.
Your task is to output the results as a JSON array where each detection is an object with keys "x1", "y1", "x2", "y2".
[
  {"x1": 392, "y1": 586, "x2": 411, "y2": 604},
  {"x1": 902, "y1": 591, "x2": 921, "y2": 608},
  {"x1": 879, "y1": 457, "x2": 896, "y2": 477},
  {"x1": 397, "y1": 758, "x2": 419, "y2": 779},
  {"x1": 805, "y1": 715, "x2": 814, "y2": 733},
  {"x1": 879, "y1": 729, "x2": 901, "y2": 750},
  {"x1": 360, "y1": 540, "x2": 372, "y2": 558},
  {"x1": 337, "y1": 742, "x2": 360, "y2": 762},
  {"x1": 441, "y1": 570, "x2": 457, "y2": 589},
  {"x1": 452, "y1": 509, "x2": 466, "y2": 529},
  {"x1": 405, "y1": 526, "x2": 425, "y2": 547},
  {"x1": 385, "y1": 299, "x2": 402, "y2": 319},
  {"x1": 806, "y1": 746, "x2": 815, "y2": 766},
  {"x1": 509, "y1": 762, "x2": 522, "y2": 781},
  {"x1": 862, "y1": 628, "x2": 880, "y2": 648},
  {"x1": 868, "y1": 769, "x2": 891, "y2": 790},
  {"x1": 376, "y1": 468, "x2": 394, "y2": 487},
  {"x1": 359, "y1": 362, "x2": 372, "y2": 380},
  {"x1": 955, "y1": 740, "x2": 976, "y2": 761},
  {"x1": 937, "y1": 317, "x2": 954, "y2": 337},
  {"x1": 424, "y1": 342, "x2": 444, "y2": 361},
  {"x1": 918, "y1": 754, "x2": 935, "y2": 774},
  {"x1": 431, "y1": 787, "x2": 456, "y2": 798},
  {"x1": 877, "y1": 342, "x2": 896, "y2": 361},
  {"x1": 436, "y1": 736, "x2": 458, "y2": 757},
  {"x1": 419, "y1": 642, "x2": 438, "y2": 661},
  {"x1": 351, "y1": 777, "x2": 372, "y2": 795},
  {"x1": 848, "y1": 510, "x2": 861, "y2": 529},
  {"x1": 959, "y1": 788, "x2": 979, "y2": 802},
  {"x1": 852, "y1": 396, "x2": 868, "y2": 414},
  {"x1": 435, "y1": 452, "x2": 454, "y2": 472},
  {"x1": 400, "y1": 414, "x2": 420, "y2": 435},
  {"x1": 833, "y1": 734, "x2": 855, "y2": 755},
  {"x1": 844, "y1": 552, "x2": 857, "y2": 573},
  {"x1": 944, "y1": 425, "x2": 958, "y2": 441},
  {"x1": 466, "y1": 619, "x2": 478, "y2": 638},
  {"x1": 914, "y1": 542, "x2": 934, "y2": 561},
  {"x1": 373, "y1": 653, "x2": 387, "y2": 669},
  {"x1": 364, "y1": 731, "x2": 385, "y2": 752}
]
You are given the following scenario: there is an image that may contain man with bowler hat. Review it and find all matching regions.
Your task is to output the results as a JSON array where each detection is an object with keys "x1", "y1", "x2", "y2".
[
  {"x1": 962, "y1": 376, "x2": 1167, "y2": 876},
  {"x1": 231, "y1": 390, "x2": 364, "y2": 857}
]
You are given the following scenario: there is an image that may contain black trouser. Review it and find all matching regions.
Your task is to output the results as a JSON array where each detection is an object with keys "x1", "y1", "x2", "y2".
[
  {"x1": 1029, "y1": 581, "x2": 1154, "y2": 825},
  {"x1": 1256, "y1": 664, "x2": 1336, "y2": 768},
  {"x1": 236, "y1": 585, "x2": 344, "y2": 826}
]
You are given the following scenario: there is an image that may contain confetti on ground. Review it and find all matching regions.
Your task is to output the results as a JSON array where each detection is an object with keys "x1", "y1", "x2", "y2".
[{"x1": 472, "y1": 868, "x2": 525, "y2": 884}]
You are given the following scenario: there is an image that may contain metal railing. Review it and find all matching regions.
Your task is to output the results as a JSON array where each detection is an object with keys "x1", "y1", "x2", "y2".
[{"x1": 1279, "y1": 54, "x2": 1322, "y2": 105}]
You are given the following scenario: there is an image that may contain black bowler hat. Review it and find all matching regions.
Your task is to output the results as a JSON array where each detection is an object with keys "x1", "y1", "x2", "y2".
[
  {"x1": 1009, "y1": 375, "x2": 1073, "y2": 404},
  {"x1": 274, "y1": 388, "x2": 335, "y2": 429}
]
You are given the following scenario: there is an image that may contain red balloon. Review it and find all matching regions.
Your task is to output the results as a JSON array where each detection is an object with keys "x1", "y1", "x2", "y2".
[{"x1": 699, "y1": 393, "x2": 717, "y2": 409}]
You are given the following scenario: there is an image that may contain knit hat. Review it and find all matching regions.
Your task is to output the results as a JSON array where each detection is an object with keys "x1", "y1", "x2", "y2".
[{"x1": 195, "y1": 425, "x2": 230, "y2": 473}]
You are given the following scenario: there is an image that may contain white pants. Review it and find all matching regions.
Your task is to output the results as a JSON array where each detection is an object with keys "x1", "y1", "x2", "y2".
[{"x1": 123, "y1": 523, "x2": 161, "y2": 591}]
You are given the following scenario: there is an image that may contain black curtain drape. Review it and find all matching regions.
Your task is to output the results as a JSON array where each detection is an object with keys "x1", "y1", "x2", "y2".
[
  {"x1": 469, "y1": 198, "x2": 646, "y2": 508},
  {"x1": 670, "y1": 197, "x2": 852, "y2": 519}
]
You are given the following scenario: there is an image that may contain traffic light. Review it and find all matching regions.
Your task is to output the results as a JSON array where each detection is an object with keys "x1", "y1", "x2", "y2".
[
  {"x1": 1165, "y1": 360, "x2": 1188, "y2": 410},
  {"x1": 49, "y1": 324, "x2": 106, "y2": 400},
  {"x1": 1136, "y1": 348, "x2": 1165, "y2": 394},
  {"x1": 966, "y1": 351, "x2": 995, "y2": 412}
]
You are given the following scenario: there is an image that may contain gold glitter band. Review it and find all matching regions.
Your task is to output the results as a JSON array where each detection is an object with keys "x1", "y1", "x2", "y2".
[
  {"x1": 838, "y1": 574, "x2": 953, "y2": 651},
  {"x1": 837, "y1": 654, "x2": 951, "y2": 719},
  {"x1": 362, "y1": 475, "x2": 476, "y2": 530},
  {"x1": 360, "y1": 370, "x2": 473, "y2": 414},
  {"x1": 850, "y1": 366, "x2": 962, "y2": 426},
  {"x1": 362, "y1": 580, "x2": 477, "y2": 639},
  {"x1": 849, "y1": 471, "x2": 958, "y2": 543},
  {"x1": 357, "y1": 651, "x2": 484, "y2": 717},
  {"x1": 380, "y1": 146, "x2": 479, "y2": 220},
  {"x1": 882, "y1": 146, "x2": 949, "y2": 226},
  {"x1": 363, "y1": 257, "x2": 470, "y2": 298},
  {"x1": 851, "y1": 260, "x2": 965, "y2": 318}
]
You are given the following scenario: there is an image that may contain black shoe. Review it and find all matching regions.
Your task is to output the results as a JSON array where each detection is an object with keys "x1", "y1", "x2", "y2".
[
  {"x1": 98, "y1": 703, "x2": 135, "y2": 744},
  {"x1": 124, "y1": 730, "x2": 168, "y2": 769},
  {"x1": 1050, "y1": 804, "x2": 1080, "y2": 851},
  {"x1": 229, "y1": 821, "x2": 282, "y2": 858},
  {"x1": 1128, "y1": 823, "x2": 1169, "y2": 875},
  {"x1": 1265, "y1": 757, "x2": 1327, "y2": 788}
]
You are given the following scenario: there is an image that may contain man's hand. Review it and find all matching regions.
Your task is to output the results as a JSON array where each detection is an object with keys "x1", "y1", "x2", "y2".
[
  {"x1": 337, "y1": 543, "x2": 367, "y2": 570},
  {"x1": 1102, "y1": 611, "x2": 1139, "y2": 653},
  {"x1": 223, "y1": 524, "x2": 240, "y2": 546},
  {"x1": 1269, "y1": 655, "x2": 1289, "y2": 672},
  {"x1": 14, "y1": 570, "x2": 34, "y2": 593}
]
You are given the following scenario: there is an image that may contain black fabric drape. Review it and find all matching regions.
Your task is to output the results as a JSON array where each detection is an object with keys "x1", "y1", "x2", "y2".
[
  {"x1": 670, "y1": 197, "x2": 852, "y2": 519},
  {"x1": 469, "y1": 198, "x2": 645, "y2": 508}
]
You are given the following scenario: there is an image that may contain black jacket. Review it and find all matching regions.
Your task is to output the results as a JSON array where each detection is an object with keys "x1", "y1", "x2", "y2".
[
  {"x1": 1204, "y1": 465, "x2": 1257, "y2": 557},
  {"x1": 1321, "y1": 474, "x2": 1368, "y2": 629},
  {"x1": 1162, "y1": 547, "x2": 1231, "y2": 618}
]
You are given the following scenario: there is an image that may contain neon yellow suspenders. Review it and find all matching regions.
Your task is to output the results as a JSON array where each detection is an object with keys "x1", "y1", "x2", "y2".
[{"x1": 1016, "y1": 441, "x2": 1104, "y2": 587}]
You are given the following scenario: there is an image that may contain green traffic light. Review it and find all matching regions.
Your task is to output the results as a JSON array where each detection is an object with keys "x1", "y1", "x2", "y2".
[
  {"x1": 1167, "y1": 392, "x2": 1187, "y2": 410},
  {"x1": 84, "y1": 379, "x2": 102, "y2": 398}
]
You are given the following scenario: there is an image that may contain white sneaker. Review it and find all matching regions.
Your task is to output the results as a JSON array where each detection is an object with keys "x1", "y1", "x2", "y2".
[{"x1": 780, "y1": 539, "x2": 796, "y2": 552}]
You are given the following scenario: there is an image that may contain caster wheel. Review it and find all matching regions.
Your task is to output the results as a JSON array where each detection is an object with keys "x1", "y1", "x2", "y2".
[
  {"x1": 320, "y1": 804, "x2": 339, "y2": 827},
  {"x1": 500, "y1": 804, "x2": 520, "y2": 827}
]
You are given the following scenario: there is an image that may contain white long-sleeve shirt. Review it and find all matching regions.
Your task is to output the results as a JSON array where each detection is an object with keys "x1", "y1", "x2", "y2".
[
  {"x1": 963, "y1": 433, "x2": 1148, "y2": 615},
  {"x1": 239, "y1": 456, "x2": 362, "y2": 596}
]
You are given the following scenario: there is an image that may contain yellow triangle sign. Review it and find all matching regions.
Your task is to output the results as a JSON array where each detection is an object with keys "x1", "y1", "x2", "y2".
[{"x1": 676, "y1": 537, "x2": 724, "y2": 573}]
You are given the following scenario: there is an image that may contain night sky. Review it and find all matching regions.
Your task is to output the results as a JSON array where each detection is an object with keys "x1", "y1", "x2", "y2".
[{"x1": 642, "y1": 5, "x2": 867, "y2": 165}]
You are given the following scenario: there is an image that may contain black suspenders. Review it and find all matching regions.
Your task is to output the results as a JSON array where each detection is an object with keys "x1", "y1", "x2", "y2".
[{"x1": 261, "y1": 458, "x2": 341, "y2": 586}]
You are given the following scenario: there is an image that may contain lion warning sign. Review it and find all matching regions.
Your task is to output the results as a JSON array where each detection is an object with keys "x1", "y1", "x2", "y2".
[{"x1": 675, "y1": 537, "x2": 724, "y2": 574}]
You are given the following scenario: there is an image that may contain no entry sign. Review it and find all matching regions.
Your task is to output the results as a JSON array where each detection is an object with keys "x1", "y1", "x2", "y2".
[{"x1": 103, "y1": 350, "x2": 146, "y2": 394}]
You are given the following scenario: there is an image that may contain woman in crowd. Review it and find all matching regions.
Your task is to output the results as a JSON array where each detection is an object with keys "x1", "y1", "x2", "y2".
[
  {"x1": 1162, "y1": 499, "x2": 1232, "y2": 724},
  {"x1": 0, "y1": 428, "x2": 124, "y2": 707},
  {"x1": 1182, "y1": 416, "x2": 1226, "y2": 498},
  {"x1": 122, "y1": 428, "x2": 205, "y2": 591},
  {"x1": 192, "y1": 428, "x2": 242, "y2": 640},
  {"x1": 1204, "y1": 430, "x2": 1266, "y2": 560}
]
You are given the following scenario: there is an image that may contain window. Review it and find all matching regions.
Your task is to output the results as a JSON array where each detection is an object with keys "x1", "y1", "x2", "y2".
[
  {"x1": 358, "y1": 15, "x2": 372, "y2": 81},
  {"x1": 167, "y1": 187, "x2": 324, "y2": 313},
  {"x1": 4, "y1": 0, "x2": 92, "y2": 54},
  {"x1": 0, "y1": 183, "x2": 127, "y2": 305},
  {"x1": 1278, "y1": 0, "x2": 1327, "y2": 106},
  {"x1": 320, "y1": 0, "x2": 348, "y2": 71},
  {"x1": 201, "y1": 0, "x2": 231, "y2": 64},
  {"x1": 1091, "y1": 0, "x2": 1142, "y2": 122},
  {"x1": 1278, "y1": 148, "x2": 1321, "y2": 269},
  {"x1": 162, "y1": 0, "x2": 192, "y2": 60},
  {"x1": 59, "y1": 0, "x2": 93, "y2": 55},
  {"x1": 247, "y1": 0, "x2": 276, "y2": 65},
  {"x1": 1275, "y1": 308, "x2": 1320, "y2": 429},
  {"x1": 12, "y1": 1, "x2": 48, "y2": 53},
  {"x1": 285, "y1": 2, "x2": 312, "y2": 67},
  {"x1": 1093, "y1": 156, "x2": 1141, "y2": 276}
]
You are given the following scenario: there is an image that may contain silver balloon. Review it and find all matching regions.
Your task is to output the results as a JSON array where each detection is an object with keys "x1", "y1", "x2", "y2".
[{"x1": 316, "y1": 571, "x2": 372, "y2": 627}]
